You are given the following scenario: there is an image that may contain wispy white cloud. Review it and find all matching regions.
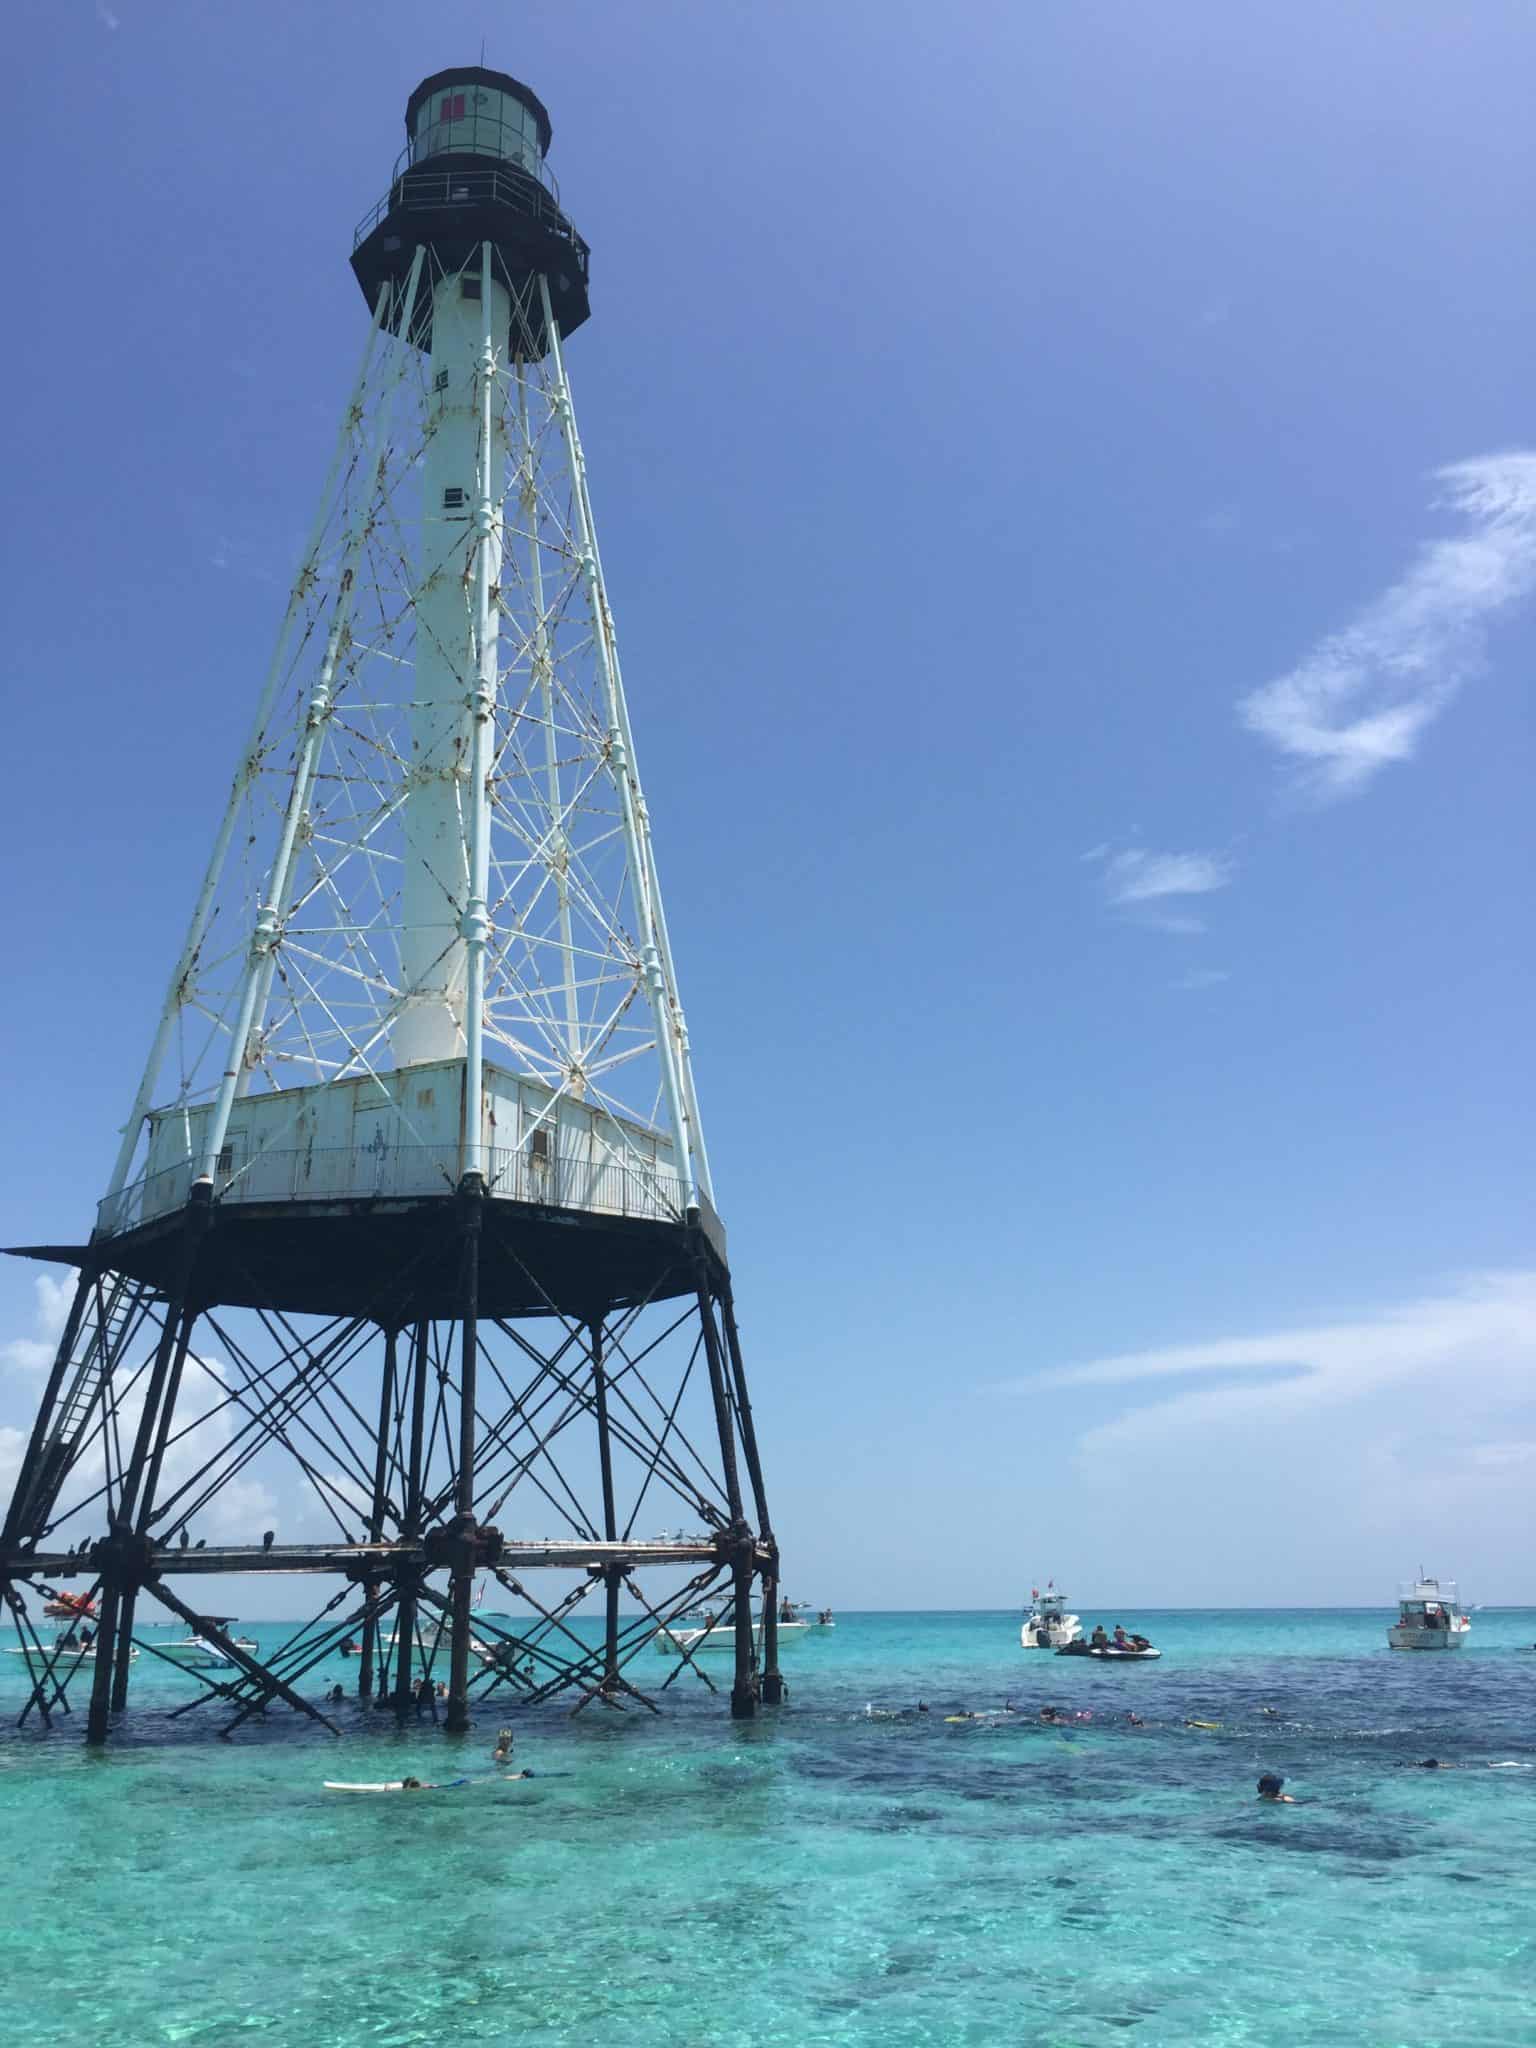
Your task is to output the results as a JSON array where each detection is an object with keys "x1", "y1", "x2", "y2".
[
  {"x1": 0, "y1": 1302, "x2": 284, "y2": 1539},
  {"x1": 1103, "y1": 849, "x2": 1232, "y2": 906},
  {"x1": 1, "y1": 1274, "x2": 73, "y2": 1373},
  {"x1": 1460, "y1": 1439, "x2": 1536, "y2": 1471},
  {"x1": 1198, "y1": 506, "x2": 1239, "y2": 539},
  {"x1": 0, "y1": 1427, "x2": 23, "y2": 1501},
  {"x1": 1172, "y1": 967, "x2": 1230, "y2": 990},
  {"x1": 40, "y1": 1350, "x2": 277, "y2": 1542},
  {"x1": 1029, "y1": 1269, "x2": 1536, "y2": 1408},
  {"x1": 1240, "y1": 451, "x2": 1536, "y2": 798},
  {"x1": 998, "y1": 1271, "x2": 1536, "y2": 1595},
  {"x1": 94, "y1": 0, "x2": 120, "y2": 27},
  {"x1": 1087, "y1": 846, "x2": 1233, "y2": 936}
]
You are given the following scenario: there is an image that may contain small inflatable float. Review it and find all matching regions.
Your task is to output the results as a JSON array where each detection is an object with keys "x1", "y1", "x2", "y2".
[{"x1": 324, "y1": 1778, "x2": 469, "y2": 1794}]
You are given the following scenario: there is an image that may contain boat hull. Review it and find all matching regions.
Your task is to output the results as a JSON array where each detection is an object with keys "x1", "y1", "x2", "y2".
[
  {"x1": 1021, "y1": 1599, "x2": 1082, "y2": 1650},
  {"x1": 156, "y1": 1643, "x2": 234, "y2": 1669},
  {"x1": 655, "y1": 1620, "x2": 810, "y2": 1656},
  {"x1": 1388, "y1": 1626, "x2": 1467, "y2": 1651},
  {"x1": 4, "y1": 1644, "x2": 138, "y2": 1663}
]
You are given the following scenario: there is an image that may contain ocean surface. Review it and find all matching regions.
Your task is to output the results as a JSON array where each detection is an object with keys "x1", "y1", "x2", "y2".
[{"x1": 2, "y1": 1606, "x2": 1533, "y2": 2046}]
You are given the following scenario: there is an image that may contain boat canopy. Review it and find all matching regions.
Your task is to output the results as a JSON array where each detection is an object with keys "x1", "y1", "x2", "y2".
[{"x1": 1398, "y1": 1579, "x2": 1460, "y2": 1605}]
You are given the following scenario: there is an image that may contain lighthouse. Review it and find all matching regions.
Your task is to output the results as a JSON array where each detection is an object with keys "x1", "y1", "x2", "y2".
[{"x1": 2, "y1": 69, "x2": 780, "y2": 1742}]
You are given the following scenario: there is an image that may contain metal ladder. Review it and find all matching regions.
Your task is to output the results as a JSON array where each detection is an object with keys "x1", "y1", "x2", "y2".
[{"x1": 12, "y1": 1274, "x2": 144, "y2": 1545}]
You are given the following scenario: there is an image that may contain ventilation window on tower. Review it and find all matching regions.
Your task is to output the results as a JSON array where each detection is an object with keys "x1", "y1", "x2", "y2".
[
  {"x1": 433, "y1": 369, "x2": 450, "y2": 393},
  {"x1": 461, "y1": 277, "x2": 482, "y2": 302},
  {"x1": 442, "y1": 487, "x2": 467, "y2": 511}
]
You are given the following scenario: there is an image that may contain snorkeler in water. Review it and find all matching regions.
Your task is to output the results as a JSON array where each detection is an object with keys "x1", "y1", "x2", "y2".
[
  {"x1": 1395, "y1": 1758, "x2": 1528, "y2": 1771},
  {"x1": 1256, "y1": 1774, "x2": 1296, "y2": 1803}
]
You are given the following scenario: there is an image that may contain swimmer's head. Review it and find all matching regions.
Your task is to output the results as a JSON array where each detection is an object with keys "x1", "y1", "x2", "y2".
[{"x1": 1256, "y1": 1773, "x2": 1285, "y2": 1799}]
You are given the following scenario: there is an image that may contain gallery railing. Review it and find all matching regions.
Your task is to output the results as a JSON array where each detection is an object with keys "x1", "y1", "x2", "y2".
[{"x1": 97, "y1": 1143, "x2": 685, "y2": 1238}]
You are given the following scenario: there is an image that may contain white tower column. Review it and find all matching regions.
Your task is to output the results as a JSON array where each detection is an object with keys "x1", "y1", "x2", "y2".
[{"x1": 395, "y1": 255, "x2": 508, "y2": 1070}]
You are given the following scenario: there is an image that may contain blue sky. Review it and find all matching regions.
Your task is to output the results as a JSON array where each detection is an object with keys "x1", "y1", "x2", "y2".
[{"x1": 2, "y1": 0, "x2": 1532, "y2": 1610}]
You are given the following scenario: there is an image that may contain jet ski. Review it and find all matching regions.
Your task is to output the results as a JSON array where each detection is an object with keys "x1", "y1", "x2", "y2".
[{"x1": 1056, "y1": 1635, "x2": 1160, "y2": 1660}]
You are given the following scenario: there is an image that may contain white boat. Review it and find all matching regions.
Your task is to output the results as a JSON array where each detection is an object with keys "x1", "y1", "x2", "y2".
[
  {"x1": 4, "y1": 1633, "x2": 136, "y2": 1664},
  {"x1": 156, "y1": 1637, "x2": 236, "y2": 1669},
  {"x1": 654, "y1": 1612, "x2": 811, "y2": 1656},
  {"x1": 1021, "y1": 1585, "x2": 1082, "y2": 1650},
  {"x1": 382, "y1": 1621, "x2": 497, "y2": 1664},
  {"x1": 155, "y1": 1614, "x2": 257, "y2": 1667},
  {"x1": 1388, "y1": 1576, "x2": 1470, "y2": 1651}
]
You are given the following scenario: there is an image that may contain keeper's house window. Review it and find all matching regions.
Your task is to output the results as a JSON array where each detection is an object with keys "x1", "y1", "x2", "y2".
[
  {"x1": 216, "y1": 1145, "x2": 234, "y2": 1175},
  {"x1": 529, "y1": 1127, "x2": 550, "y2": 1163},
  {"x1": 442, "y1": 486, "x2": 466, "y2": 511}
]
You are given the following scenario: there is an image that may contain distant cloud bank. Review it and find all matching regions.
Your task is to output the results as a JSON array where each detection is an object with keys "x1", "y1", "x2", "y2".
[{"x1": 995, "y1": 1270, "x2": 1536, "y2": 1597}]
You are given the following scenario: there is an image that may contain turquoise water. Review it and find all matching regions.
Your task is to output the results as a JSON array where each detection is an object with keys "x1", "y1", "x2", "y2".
[{"x1": 3, "y1": 1608, "x2": 1534, "y2": 2046}]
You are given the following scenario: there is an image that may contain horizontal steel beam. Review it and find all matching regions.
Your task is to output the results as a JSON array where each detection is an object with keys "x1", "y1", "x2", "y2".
[{"x1": 4, "y1": 1538, "x2": 762, "y2": 1581}]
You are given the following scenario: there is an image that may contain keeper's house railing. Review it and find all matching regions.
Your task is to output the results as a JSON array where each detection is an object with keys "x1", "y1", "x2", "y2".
[{"x1": 97, "y1": 1144, "x2": 685, "y2": 1239}]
